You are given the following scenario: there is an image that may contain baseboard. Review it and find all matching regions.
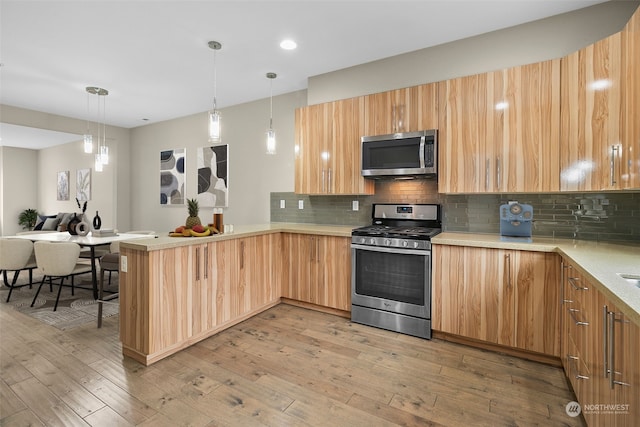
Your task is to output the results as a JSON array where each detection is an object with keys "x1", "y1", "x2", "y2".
[{"x1": 432, "y1": 331, "x2": 562, "y2": 367}]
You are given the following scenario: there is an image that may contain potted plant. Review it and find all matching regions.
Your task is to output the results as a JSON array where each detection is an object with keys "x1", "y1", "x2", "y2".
[{"x1": 18, "y1": 208, "x2": 39, "y2": 230}]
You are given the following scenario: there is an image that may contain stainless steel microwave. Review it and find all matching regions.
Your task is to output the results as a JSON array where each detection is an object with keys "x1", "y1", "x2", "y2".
[{"x1": 361, "y1": 130, "x2": 437, "y2": 178}]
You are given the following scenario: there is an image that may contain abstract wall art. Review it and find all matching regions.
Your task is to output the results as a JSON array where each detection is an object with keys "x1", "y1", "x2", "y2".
[
  {"x1": 57, "y1": 170, "x2": 69, "y2": 201},
  {"x1": 76, "y1": 168, "x2": 91, "y2": 201},
  {"x1": 196, "y1": 144, "x2": 228, "y2": 208},
  {"x1": 160, "y1": 148, "x2": 185, "y2": 205}
]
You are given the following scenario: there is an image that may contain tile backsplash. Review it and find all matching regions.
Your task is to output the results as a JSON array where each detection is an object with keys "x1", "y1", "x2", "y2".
[{"x1": 271, "y1": 181, "x2": 640, "y2": 242}]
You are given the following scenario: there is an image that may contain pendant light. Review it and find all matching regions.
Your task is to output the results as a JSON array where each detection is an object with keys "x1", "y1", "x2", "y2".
[
  {"x1": 266, "y1": 72, "x2": 277, "y2": 155},
  {"x1": 83, "y1": 91, "x2": 93, "y2": 153},
  {"x1": 208, "y1": 41, "x2": 222, "y2": 143},
  {"x1": 85, "y1": 86, "x2": 109, "y2": 170}
]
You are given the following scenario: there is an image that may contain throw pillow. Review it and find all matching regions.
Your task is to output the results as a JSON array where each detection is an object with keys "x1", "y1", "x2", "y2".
[
  {"x1": 41, "y1": 217, "x2": 60, "y2": 231},
  {"x1": 34, "y1": 214, "x2": 56, "y2": 231}
]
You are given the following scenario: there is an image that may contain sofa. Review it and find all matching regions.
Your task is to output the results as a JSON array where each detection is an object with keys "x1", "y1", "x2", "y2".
[{"x1": 33, "y1": 212, "x2": 86, "y2": 232}]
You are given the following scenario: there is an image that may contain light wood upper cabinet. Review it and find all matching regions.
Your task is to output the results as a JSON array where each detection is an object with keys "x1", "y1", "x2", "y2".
[
  {"x1": 281, "y1": 233, "x2": 351, "y2": 311},
  {"x1": 561, "y1": 7, "x2": 640, "y2": 191},
  {"x1": 433, "y1": 244, "x2": 560, "y2": 356},
  {"x1": 294, "y1": 98, "x2": 374, "y2": 195},
  {"x1": 363, "y1": 84, "x2": 438, "y2": 136},
  {"x1": 438, "y1": 59, "x2": 561, "y2": 194}
]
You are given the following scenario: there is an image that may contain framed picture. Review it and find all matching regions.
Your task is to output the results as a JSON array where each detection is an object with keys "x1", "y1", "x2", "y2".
[
  {"x1": 76, "y1": 168, "x2": 91, "y2": 201},
  {"x1": 196, "y1": 144, "x2": 228, "y2": 208},
  {"x1": 160, "y1": 148, "x2": 185, "y2": 205},
  {"x1": 57, "y1": 170, "x2": 69, "y2": 201}
]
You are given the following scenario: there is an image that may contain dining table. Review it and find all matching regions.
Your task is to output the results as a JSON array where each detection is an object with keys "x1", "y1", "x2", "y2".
[{"x1": 11, "y1": 232, "x2": 155, "y2": 299}]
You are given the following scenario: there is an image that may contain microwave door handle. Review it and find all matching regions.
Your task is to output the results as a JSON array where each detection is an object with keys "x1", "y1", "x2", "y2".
[{"x1": 419, "y1": 136, "x2": 426, "y2": 169}]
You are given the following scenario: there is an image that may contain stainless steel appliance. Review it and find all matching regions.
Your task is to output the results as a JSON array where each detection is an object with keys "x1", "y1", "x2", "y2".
[
  {"x1": 361, "y1": 130, "x2": 437, "y2": 179},
  {"x1": 351, "y1": 203, "x2": 441, "y2": 339}
]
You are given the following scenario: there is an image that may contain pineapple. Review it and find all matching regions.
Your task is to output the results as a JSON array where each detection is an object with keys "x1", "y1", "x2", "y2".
[{"x1": 185, "y1": 198, "x2": 202, "y2": 229}]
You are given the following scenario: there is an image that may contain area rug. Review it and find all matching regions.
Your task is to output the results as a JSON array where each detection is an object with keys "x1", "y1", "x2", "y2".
[{"x1": 0, "y1": 271, "x2": 119, "y2": 330}]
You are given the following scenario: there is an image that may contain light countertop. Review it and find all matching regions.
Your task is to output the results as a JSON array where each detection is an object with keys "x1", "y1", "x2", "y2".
[
  {"x1": 119, "y1": 225, "x2": 639, "y2": 325},
  {"x1": 433, "y1": 232, "x2": 640, "y2": 325},
  {"x1": 119, "y1": 223, "x2": 354, "y2": 251}
]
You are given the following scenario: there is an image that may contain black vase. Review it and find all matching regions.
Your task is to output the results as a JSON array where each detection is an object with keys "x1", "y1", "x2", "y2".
[
  {"x1": 93, "y1": 211, "x2": 102, "y2": 230},
  {"x1": 68, "y1": 213, "x2": 80, "y2": 235}
]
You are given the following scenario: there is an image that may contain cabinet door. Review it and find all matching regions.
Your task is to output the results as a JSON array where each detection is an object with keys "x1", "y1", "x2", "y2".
[
  {"x1": 363, "y1": 84, "x2": 438, "y2": 135},
  {"x1": 497, "y1": 60, "x2": 560, "y2": 193},
  {"x1": 439, "y1": 60, "x2": 560, "y2": 194},
  {"x1": 316, "y1": 235, "x2": 351, "y2": 311},
  {"x1": 329, "y1": 97, "x2": 374, "y2": 195},
  {"x1": 432, "y1": 245, "x2": 513, "y2": 345},
  {"x1": 295, "y1": 100, "x2": 374, "y2": 195},
  {"x1": 512, "y1": 251, "x2": 561, "y2": 356},
  {"x1": 281, "y1": 233, "x2": 314, "y2": 304},
  {"x1": 622, "y1": 8, "x2": 640, "y2": 190},
  {"x1": 191, "y1": 243, "x2": 213, "y2": 336},
  {"x1": 294, "y1": 104, "x2": 329, "y2": 194},
  {"x1": 438, "y1": 74, "x2": 492, "y2": 193},
  {"x1": 560, "y1": 27, "x2": 640, "y2": 191},
  {"x1": 603, "y1": 299, "x2": 639, "y2": 427}
]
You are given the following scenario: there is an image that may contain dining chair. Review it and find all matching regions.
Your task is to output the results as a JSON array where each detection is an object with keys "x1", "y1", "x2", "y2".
[
  {"x1": 0, "y1": 238, "x2": 37, "y2": 302},
  {"x1": 97, "y1": 230, "x2": 156, "y2": 327},
  {"x1": 31, "y1": 241, "x2": 92, "y2": 311}
]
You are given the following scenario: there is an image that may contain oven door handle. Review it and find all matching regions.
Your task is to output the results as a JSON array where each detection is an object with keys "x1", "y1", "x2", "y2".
[{"x1": 351, "y1": 244, "x2": 429, "y2": 256}]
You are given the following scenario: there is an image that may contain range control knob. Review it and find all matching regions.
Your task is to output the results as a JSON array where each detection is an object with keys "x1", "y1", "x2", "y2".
[
  {"x1": 413, "y1": 241, "x2": 420, "y2": 249},
  {"x1": 402, "y1": 240, "x2": 409, "y2": 248},
  {"x1": 384, "y1": 239, "x2": 391, "y2": 246},
  {"x1": 369, "y1": 238, "x2": 376, "y2": 245},
  {"x1": 359, "y1": 237, "x2": 366, "y2": 244}
]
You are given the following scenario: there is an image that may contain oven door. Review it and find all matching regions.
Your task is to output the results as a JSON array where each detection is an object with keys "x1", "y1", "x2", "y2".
[{"x1": 351, "y1": 244, "x2": 431, "y2": 319}]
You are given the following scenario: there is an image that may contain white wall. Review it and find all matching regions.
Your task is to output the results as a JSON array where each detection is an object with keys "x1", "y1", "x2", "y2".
[
  {"x1": 0, "y1": 146, "x2": 38, "y2": 236},
  {"x1": 308, "y1": 1, "x2": 639, "y2": 104},
  {"x1": 128, "y1": 90, "x2": 306, "y2": 232},
  {"x1": 0, "y1": 105, "x2": 131, "y2": 233}
]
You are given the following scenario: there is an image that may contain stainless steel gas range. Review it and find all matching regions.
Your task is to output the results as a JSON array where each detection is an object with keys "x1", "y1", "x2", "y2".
[{"x1": 351, "y1": 203, "x2": 441, "y2": 339}]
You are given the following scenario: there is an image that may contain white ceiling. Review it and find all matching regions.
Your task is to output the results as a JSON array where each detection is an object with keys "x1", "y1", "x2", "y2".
[{"x1": 1, "y1": 0, "x2": 606, "y2": 149}]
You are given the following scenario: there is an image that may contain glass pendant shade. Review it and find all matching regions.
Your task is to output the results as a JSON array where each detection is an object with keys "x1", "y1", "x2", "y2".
[
  {"x1": 266, "y1": 128, "x2": 276, "y2": 154},
  {"x1": 83, "y1": 134, "x2": 93, "y2": 153},
  {"x1": 100, "y1": 145, "x2": 109, "y2": 165},
  {"x1": 208, "y1": 109, "x2": 221, "y2": 142},
  {"x1": 95, "y1": 154, "x2": 103, "y2": 172}
]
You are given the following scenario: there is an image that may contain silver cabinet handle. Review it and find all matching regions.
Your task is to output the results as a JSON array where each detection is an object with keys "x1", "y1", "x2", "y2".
[
  {"x1": 322, "y1": 170, "x2": 326, "y2": 193},
  {"x1": 485, "y1": 158, "x2": 490, "y2": 191},
  {"x1": 603, "y1": 305, "x2": 610, "y2": 378},
  {"x1": 496, "y1": 156, "x2": 501, "y2": 190},
  {"x1": 240, "y1": 241, "x2": 245, "y2": 269},
  {"x1": 204, "y1": 246, "x2": 208, "y2": 280},
  {"x1": 310, "y1": 237, "x2": 315, "y2": 262},
  {"x1": 567, "y1": 355, "x2": 589, "y2": 380},
  {"x1": 569, "y1": 308, "x2": 589, "y2": 326},
  {"x1": 328, "y1": 168, "x2": 332, "y2": 193},
  {"x1": 195, "y1": 247, "x2": 200, "y2": 281},
  {"x1": 608, "y1": 310, "x2": 631, "y2": 389},
  {"x1": 568, "y1": 277, "x2": 588, "y2": 291},
  {"x1": 505, "y1": 253, "x2": 512, "y2": 289},
  {"x1": 610, "y1": 145, "x2": 620, "y2": 186}
]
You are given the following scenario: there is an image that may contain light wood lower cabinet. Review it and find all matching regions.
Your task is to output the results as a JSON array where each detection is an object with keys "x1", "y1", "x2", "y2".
[
  {"x1": 561, "y1": 259, "x2": 639, "y2": 426},
  {"x1": 281, "y1": 233, "x2": 351, "y2": 311},
  {"x1": 119, "y1": 234, "x2": 281, "y2": 365},
  {"x1": 432, "y1": 244, "x2": 560, "y2": 356}
]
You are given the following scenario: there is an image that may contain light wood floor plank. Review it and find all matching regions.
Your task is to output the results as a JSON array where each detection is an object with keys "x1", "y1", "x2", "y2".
[{"x1": 0, "y1": 300, "x2": 585, "y2": 426}]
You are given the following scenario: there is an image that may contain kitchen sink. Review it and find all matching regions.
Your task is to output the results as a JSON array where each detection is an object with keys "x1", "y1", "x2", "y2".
[{"x1": 618, "y1": 273, "x2": 640, "y2": 288}]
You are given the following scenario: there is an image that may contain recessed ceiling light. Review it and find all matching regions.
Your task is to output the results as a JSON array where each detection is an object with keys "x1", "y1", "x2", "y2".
[{"x1": 280, "y1": 39, "x2": 297, "y2": 50}]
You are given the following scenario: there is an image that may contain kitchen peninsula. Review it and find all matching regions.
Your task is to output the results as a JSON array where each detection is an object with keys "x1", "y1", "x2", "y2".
[{"x1": 118, "y1": 224, "x2": 352, "y2": 366}]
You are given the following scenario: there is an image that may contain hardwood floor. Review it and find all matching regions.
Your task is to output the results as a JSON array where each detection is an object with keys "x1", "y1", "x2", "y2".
[{"x1": 0, "y1": 301, "x2": 585, "y2": 426}]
